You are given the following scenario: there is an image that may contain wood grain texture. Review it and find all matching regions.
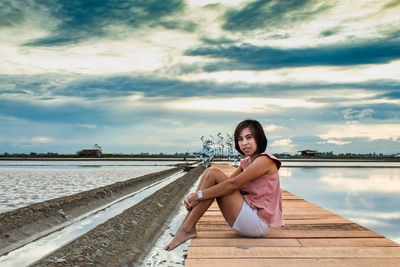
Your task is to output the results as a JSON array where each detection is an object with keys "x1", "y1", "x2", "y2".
[
  {"x1": 185, "y1": 163, "x2": 399, "y2": 266},
  {"x1": 185, "y1": 258, "x2": 400, "y2": 267}
]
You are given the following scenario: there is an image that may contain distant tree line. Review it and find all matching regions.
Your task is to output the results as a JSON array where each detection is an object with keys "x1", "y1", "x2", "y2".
[
  {"x1": 275, "y1": 152, "x2": 399, "y2": 160},
  {"x1": 1, "y1": 151, "x2": 398, "y2": 160}
]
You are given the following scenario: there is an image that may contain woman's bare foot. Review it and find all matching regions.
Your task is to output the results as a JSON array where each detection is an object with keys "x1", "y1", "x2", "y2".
[{"x1": 164, "y1": 227, "x2": 197, "y2": 251}]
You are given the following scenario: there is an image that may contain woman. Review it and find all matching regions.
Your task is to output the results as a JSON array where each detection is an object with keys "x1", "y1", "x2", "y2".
[{"x1": 165, "y1": 119, "x2": 283, "y2": 250}]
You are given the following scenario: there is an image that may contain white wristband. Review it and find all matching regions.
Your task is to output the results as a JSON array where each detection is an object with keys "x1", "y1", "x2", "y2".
[{"x1": 197, "y1": 190, "x2": 203, "y2": 200}]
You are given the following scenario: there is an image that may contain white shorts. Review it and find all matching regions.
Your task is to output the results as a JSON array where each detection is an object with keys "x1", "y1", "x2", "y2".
[{"x1": 231, "y1": 201, "x2": 269, "y2": 237}]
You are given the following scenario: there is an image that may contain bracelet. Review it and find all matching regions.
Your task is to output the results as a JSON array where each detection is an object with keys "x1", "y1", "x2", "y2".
[{"x1": 197, "y1": 190, "x2": 203, "y2": 200}]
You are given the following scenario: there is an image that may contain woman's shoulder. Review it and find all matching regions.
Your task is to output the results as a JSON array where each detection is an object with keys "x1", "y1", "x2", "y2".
[
  {"x1": 239, "y1": 156, "x2": 251, "y2": 169},
  {"x1": 256, "y1": 152, "x2": 281, "y2": 170}
]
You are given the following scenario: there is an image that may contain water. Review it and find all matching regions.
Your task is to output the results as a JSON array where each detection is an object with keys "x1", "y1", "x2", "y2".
[
  {"x1": 281, "y1": 160, "x2": 400, "y2": 168},
  {"x1": 0, "y1": 160, "x2": 187, "y2": 169},
  {"x1": 0, "y1": 171, "x2": 186, "y2": 267},
  {"x1": 279, "y1": 164, "x2": 400, "y2": 244},
  {"x1": 0, "y1": 160, "x2": 189, "y2": 213}
]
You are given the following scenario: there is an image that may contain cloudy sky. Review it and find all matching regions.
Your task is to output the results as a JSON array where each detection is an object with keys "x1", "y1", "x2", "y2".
[{"x1": 1, "y1": 0, "x2": 399, "y2": 155}]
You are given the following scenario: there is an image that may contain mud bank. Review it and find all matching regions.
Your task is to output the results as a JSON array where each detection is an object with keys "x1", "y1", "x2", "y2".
[
  {"x1": 30, "y1": 166, "x2": 204, "y2": 266},
  {"x1": 0, "y1": 166, "x2": 188, "y2": 254}
]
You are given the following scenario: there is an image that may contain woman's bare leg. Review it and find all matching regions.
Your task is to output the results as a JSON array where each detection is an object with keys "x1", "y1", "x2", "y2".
[
  {"x1": 164, "y1": 167, "x2": 243, "y2": 250},
  {"x1": 164, "y1": 168, "x2": 214, "y2": 251},
  {"x1": 174, "y1": 168, "x2": 211, "y2": 229}
]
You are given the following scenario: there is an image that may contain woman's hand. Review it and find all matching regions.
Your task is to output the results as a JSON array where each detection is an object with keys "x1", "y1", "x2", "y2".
[
  {"x1": 184, "y1": 192, "x2": 200, "y2": 211},
  {"x1": 184, "y1": 195, "x2": 192, "y2": 211}
]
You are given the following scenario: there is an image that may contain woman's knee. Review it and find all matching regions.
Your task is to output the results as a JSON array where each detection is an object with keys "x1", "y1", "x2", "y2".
[
  {"x1": 205, "y1": 167, "x2": 223, "y2": 176},
  {"x1": 206, "y1": 167, "x2": 221, "y2": 173},
  {"x1": 204, "y1": 167, "x2": 227, "y2": 182}
]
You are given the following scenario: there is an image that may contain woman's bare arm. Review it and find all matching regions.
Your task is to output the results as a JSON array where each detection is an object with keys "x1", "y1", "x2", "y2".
[
  {"x1": 228, "y1": 166, "x2": 243, "y2": 179},
  {"x1": 200, "y1": 155, "x2": 277, "y2": 200}
]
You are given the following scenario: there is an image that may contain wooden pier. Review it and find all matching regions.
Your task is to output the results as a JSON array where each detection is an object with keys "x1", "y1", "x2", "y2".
[{"x1": 185, "y1": 163, "x2": 400, "y2": 266}]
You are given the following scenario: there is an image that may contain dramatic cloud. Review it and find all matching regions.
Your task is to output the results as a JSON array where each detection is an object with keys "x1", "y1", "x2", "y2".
[
  {"x1": 17, "y1": 0, "x2": 187, "y2": 46},
  {"x1": 342, "y1": 108, "x2": 374, "y2": 120},
  {"x1": 319, "y1": 124, "x2": 400, "y2": 142},
  {"x1": 222, "y1": 0, "x2": 331, "y2": 32},
  {"x1": 185, "y1": 39, "x2": 400, "y2": 71},
  {"x1": 0, "y1": 0, "x2": 399, "y2": 154},
  {"x1": 264, "y1": 124, "x2": 283, "y2": 132},
  {"x1": 270, "y1": 138, "x2": 293, "y2": 147}
]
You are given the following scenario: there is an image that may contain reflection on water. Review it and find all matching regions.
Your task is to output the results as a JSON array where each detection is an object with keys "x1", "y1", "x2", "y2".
[
  {"x1": 281, "y1": 160, "x2": 400, "y2": 167},
  {"x1": 280, "y1": 166, "x2": 400, "y2": 243},
  {"x1": 0, "y1": 160, "x2": 188, "y2": 168},
  {"x1": 320, "y1": 168, "x2": 400, "y2": 193}
]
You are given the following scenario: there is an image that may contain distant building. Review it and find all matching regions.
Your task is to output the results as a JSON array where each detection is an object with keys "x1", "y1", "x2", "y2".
[
  {"x1": 80, "y1": 149, "x2": 102, "y2": 157},
  {"x1": 298, "y1": 150, "x2": 318, "y2": 158}
]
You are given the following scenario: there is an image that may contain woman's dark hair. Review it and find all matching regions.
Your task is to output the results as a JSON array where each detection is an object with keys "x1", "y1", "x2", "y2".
[{"x1": 234, "y1": 119, "x2": 267, "y2": 156}]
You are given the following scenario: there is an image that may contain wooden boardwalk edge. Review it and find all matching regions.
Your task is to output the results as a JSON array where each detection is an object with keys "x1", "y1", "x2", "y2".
[{"x1": 185, "y1": 163, "x2": 400, "y2": 266}]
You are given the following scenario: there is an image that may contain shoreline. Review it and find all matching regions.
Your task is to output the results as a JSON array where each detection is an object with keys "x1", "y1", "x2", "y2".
[
  {"x1": 280, "y1": 158, "x2": 400, "y2": 162},
  {"x1": 0, "y1": 166, "x2": 205, "y2": 266},
  {"x1": 0, "y1": 167, "x2": 181, "y2": 254},
  {"x1": 0, "y1": 157, "x2": 399, "y2": 162},
  {"x1": 0, "y1": 157, "x2": 197, "y2": 161}
]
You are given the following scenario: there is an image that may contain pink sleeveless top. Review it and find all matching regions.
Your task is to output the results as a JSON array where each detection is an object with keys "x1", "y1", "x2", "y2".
[{"x1": 239, "y1": 152, "x2": 284, "y2": 227}]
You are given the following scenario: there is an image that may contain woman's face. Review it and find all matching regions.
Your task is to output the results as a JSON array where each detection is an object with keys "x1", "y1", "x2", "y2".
[{"x1": 238, "y1": 127, "x2": 257, "y2": 157}]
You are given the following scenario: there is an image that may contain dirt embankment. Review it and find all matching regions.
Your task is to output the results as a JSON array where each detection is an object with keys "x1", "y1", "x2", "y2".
[
  {"x1": 0, "y1": 166, "x2": 187, "y2": 253},
  {"x1": 31, "y1": 166, "x2": 204, "y2": 266}
]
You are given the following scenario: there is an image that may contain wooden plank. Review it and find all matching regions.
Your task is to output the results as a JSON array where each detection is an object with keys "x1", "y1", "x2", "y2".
[
  {"x1": 282, "y1": 210, "x2": 337, "y2": 215},
  {"x1": 198, "y1": 217, "x2": 355, "y2": 225},
  {"x1": 197, "y1": 223, "x2": 366, "y2": 231},
  {"x1": 202, "y1": 213, "x2": 337, "y2": 219},
  {"x1": 187, "y1": 247, "x2": 400, "y2": 259},
  {"x1": 196, "y1": 230, "x2": 384, "y2": 238},
  {"x1": 279, "y1": 224, "x2": 368, "y2": 231},
  {"x1": 207, "y1": 207, "x2": 222, "y2": 211},
  {"x1": 197, "y1": 220, "x2": 227, "y2": 225},
  {"x1": 282, "y1": 196, "x2": 303, "y2": 200},
  {"x1": 196, "y1": 225, "x2": 231, "y2": 231},
  {"x1": 199, "y1": 214, "x2": 223, "y2": 218},
  {"x1": 203, "y1": 210, "x2": 221, "y2": 214},
  {"x1": 283, "y1": 207, "x2": 334, "y2": 212},
  {"x1": 263, "y1": 229, "x2": 384, "y2": 238},
  {"x1": 190, "y1": 238, "x2": 302, "y2": 247},
  {"x1": 185, "y1": 258, "x2": 400, "y2": 267},
  {"x1": 298, "y1": 238, "x2": 400, "y2": 247},
  {"x1": 283, "y1": 214, "x2": 343, "y2": 219},
  {"x1": 282, "y1": 204, "x2": 330, "y2": 209},
  {"x1": 282, "y1": 218, "x2": 355, "y2": 225}
]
